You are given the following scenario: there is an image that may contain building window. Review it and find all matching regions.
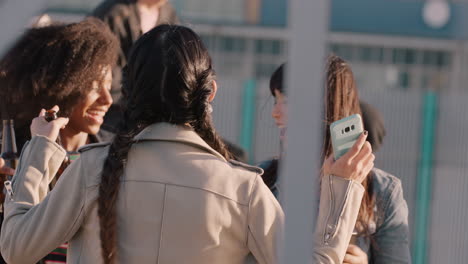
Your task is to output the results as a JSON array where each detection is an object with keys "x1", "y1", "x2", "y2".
[
  {"x1": 329, "y1": 43, "x2": 453, "y2": 91},
  {"x1": 423, "y1": 50, "x2": 451, "y2": 68},
  {"x1": 220, "y1": 37, "x2": 246, "y2": 52},
  {"x1": 255, "y1": 63, "x2": 280, "y2": 78},
  {"x1": 357, "y1": 46, "x2": 384, "y2": 63},
  {"x1": 255, "y1": 39, "x2": 284, "y2": 55}
]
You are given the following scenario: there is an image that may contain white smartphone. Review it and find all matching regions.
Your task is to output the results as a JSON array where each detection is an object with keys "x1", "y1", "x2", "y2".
[{"x1": 330, "y1": 114, "x2": 364, "y2": 160}]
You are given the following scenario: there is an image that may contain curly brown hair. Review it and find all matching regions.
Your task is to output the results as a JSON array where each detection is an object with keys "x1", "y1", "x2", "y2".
[{"x1": 0, "y1": 18, "x2": 118, "y2": 143}]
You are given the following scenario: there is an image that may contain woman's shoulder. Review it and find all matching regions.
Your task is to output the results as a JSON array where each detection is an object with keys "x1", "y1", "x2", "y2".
[
  {"x1": 226, "y1": 160, "x2": 265, "y2": 189},
  {"x1": 77, "y1": 142, "x2": 111, "y2": 187},
  {"x1": 229, "y1": 159, "x2": 264, "y2": 176},
  {"x1": 371, "y1": 168, "x2": 407, "y2": 222},
  {"x1": 371, "y1": 167, "x2": 403, "y2": 196}
]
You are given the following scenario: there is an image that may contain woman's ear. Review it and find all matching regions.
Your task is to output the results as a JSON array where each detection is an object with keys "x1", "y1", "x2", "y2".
[{"x1": 208, "y1": 80, "x2": 218, "y2": 102}]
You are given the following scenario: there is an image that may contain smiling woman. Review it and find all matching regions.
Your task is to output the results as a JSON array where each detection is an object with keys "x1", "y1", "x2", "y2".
[
  {"x1": 0, "y1": 18, "x2": 118, "y2": 263},
  {"x1": 0, "y1": 18, "x2": 118, "y2": 151},
  {"x1": 61, "y1": 66, "x2": 114, "y2": 151},
  {"x1": 71, "y1": 67, "x2": 113, "y2": 131}
]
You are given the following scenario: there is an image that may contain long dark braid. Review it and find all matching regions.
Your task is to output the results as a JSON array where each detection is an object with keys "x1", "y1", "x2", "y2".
[
  {"x1": 98, "y1": 128, "x2": 137, "y2": 263},
  {"x1": 189, "y1": 68, "x2": 232, "y2": 160},
  {"x1": 98, "y1": 25, "x2": 230, "y2": 264}
]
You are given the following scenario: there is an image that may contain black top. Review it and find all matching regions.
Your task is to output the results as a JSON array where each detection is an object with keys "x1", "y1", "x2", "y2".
[{"x1": 91, "y1": 0, "x2": 179, "y2": 102}]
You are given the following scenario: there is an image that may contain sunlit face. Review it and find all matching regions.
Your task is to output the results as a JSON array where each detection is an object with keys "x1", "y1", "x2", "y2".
[
  {"x1": 272, "y1": 89, "x2": 288, "y2": 128},
  {"x1": 66, "y1": 66, "x2": 113, "y2": 135}
]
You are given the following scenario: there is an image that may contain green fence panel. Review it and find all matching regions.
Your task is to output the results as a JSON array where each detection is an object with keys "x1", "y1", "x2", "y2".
[
  {"x1": 239, "y1": 79, "x2": 257, "y2": 163},
  {"x1": 413, "y1": 91, "x2": 438, "y2": 264}
]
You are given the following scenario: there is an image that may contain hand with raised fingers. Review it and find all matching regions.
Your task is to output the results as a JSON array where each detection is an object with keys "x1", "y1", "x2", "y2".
[
  {"x1": 323, "y1": 131, "x2": 375, "y2": 184},
  {"x1": 30, "y1": 106, "x2": 69, "y2": 142}
]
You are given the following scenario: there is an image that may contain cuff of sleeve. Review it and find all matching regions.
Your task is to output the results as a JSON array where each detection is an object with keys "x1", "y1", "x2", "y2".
[
  {"x1": 327, "y1": 174, "x2": 365, "y2": 193},
  {"x1": 29, "y1": 135, "x2": 66, "y2": 182},
  {"x1": 10, "y1": 136, "x2": 66, "y2": 202},
  {"x1": 320, "y1": 174, "x2": 365, "y2": 239},
  {"x1": 314, "y1": 174, "x2": 365, "y2": 262}
]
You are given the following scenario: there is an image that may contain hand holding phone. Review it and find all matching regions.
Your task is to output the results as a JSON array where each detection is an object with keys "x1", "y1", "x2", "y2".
[{"x1": 323, "y1": 114, "x2": 375, "y2": 183}]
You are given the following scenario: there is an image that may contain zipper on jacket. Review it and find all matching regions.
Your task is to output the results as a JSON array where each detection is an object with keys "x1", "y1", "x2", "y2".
[
  {"x1": 326, "y1": 177, "x2": 354, "y2": 245},
  {"x1": 4, "y1": 180, "x2": 14, "y2": 201},
  {"x1": 324, "y1": 176, "x2": 336, "y2": 245}
]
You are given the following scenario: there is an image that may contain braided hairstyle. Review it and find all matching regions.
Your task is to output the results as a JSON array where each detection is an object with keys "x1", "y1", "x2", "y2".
[
  {"x1": 324, "y1": 54, "x2": 375, "y2": 237},
  {"x1": 98, "y1": 24, "x2": 231, "y2": 263}
]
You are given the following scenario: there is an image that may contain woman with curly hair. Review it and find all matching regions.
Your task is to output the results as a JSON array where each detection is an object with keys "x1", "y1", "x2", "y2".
[
  {"x1": 0, "y1": 18, "x2": 118, "y2": 263},
  {"x1": 0, "y1": 18, "x2": 118, "y2": 152},
  {"x1": 1, "y1": 24, "x2": 373, "y2": 264}
]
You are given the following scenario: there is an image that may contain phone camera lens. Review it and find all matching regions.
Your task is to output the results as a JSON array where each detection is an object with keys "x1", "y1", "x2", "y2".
[
  {"x1": 351, "y1": 125, "x2": 355, "y2": 130},
  {"x1": 345, "y1": 127, "x2": 350, "y2": 133}
]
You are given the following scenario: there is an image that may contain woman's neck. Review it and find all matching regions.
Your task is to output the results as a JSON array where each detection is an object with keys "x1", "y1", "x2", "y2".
[{"x1": 59, "y1": 128, "x2": 89, "y2": 152}]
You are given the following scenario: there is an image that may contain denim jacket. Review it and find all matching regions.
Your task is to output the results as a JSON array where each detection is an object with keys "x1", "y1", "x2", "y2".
[
  {"x1": 354, "y1": 168, "x2": 411, "y2": 264},
  {"x1": 259, "y1": 161, "x2": 411, "y2": 264}
]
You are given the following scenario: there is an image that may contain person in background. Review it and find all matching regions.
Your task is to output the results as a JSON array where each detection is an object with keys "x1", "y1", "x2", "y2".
[
  {"x1": 0, "y1": 18, "x2": 118, "y2": 263},
  {"x1": 359, "y1": 100, "x2": 386, "y2": 153},
  {"x1": 263, "y1": 57, "x2": 410, "y2": 264},
  {"x1": 324, "y1": 56, "x2": 410, "y2": 264},
  {"x1": 91, "y1": 0, "x2": 179, "y2": 131},
  {"x1": 91, "y1": 1, "x2": 246, "y2": 162},
  {"x1": 1, "y1": 24, "x2": 373, "y2": 264},
  {"x1": 259, "y1": 59, "x2": 378, "y2": 262}
]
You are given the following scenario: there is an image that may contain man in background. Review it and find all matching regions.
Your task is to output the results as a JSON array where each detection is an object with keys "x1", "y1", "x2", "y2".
[{"x1": 91, "y1": 0, "x2": 179, "y2": 131}]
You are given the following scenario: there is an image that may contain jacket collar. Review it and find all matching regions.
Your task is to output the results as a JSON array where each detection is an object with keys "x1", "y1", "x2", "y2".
[{"x1": 133, "y1": 123, "x2": 226, "y2": 162}]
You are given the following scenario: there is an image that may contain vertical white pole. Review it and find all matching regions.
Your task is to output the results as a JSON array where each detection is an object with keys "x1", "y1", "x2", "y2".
[
  {"x1": 0, "y1": 0, "x2": 48, "y2": 57},
  {"x1": 280, "y1": 0, "x2": 329, "y2": 263}
]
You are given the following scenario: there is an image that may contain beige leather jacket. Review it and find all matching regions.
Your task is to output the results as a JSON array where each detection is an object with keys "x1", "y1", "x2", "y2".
[{"x1": 0, "y1": 123, "x2": 364, "y2": 264}]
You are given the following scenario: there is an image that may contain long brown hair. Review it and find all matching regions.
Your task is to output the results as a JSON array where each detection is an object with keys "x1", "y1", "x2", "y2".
[
  {"x1": 324, "y1": 54, "x2": 375, "y2": 235},
  {"x1": 98, "y1": 25, "x2": 231, "y2": 264}
]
